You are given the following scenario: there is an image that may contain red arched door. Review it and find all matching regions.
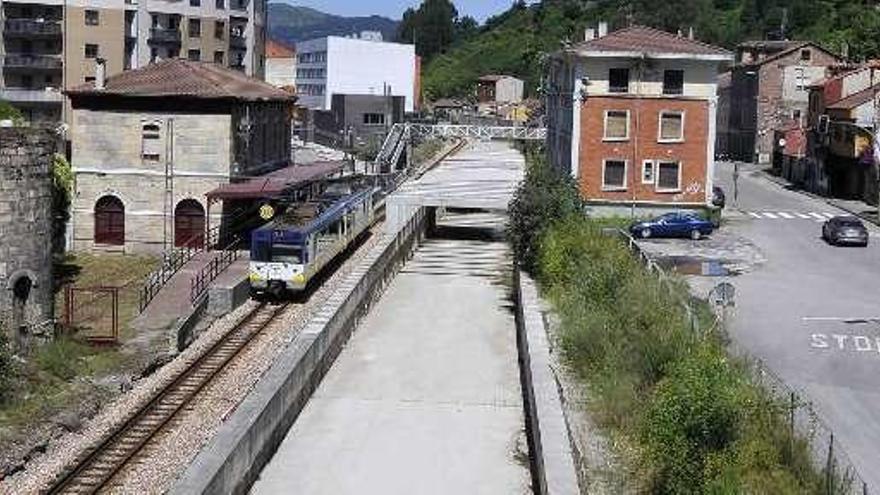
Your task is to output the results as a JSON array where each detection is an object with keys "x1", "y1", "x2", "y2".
[
  {"x1": 175, "y1": 199, "x2": 205, "y2": 248},
  {"x1": 94, "y1": 196, "x2": 125, "y2": 246}
]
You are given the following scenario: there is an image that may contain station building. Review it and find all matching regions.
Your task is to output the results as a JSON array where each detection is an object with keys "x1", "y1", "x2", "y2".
[
  {"x1": 545, "y1": 25, "x2": 733, "y2": 215},
  {"x1": 66, "y1": 58, "x2": 294, "y2": 254}
]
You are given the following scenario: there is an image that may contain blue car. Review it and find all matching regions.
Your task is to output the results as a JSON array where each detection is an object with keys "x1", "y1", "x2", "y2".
[{"x1": 630, "y1": 212, "x2": 714, "y2": 240}]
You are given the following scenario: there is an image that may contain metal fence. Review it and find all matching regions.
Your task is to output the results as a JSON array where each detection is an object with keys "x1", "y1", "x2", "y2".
[
  {"x1": 618, "y1": 229, "x2": 869, "y2": 494},
  {"x1": 63, "y1": 286, "x2": 120, "y2": 344},
  {"x1": 189, "y1": 244, "x2": 241, "y2": 304}
]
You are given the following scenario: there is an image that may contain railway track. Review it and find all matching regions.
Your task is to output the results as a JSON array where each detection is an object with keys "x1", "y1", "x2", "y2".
[{"x1": 47, "y1": 302, "x2": 288, "y2": 495}]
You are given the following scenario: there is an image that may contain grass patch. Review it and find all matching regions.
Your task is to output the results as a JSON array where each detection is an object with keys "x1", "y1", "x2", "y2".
[{"x1": 511, "y1": 148, "x2": 841, "y2": 493}]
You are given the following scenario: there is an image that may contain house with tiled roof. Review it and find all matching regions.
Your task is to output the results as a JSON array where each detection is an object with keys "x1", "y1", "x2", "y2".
[
  {"x1": 65, "y1": 59, "x2": 294, "y2": 253},
  {"x1": 545, "y1": 24, "x2": 733, "y2": 215},
  {"x1": 265, "y1": 39, "x2": 297, "y2": 89},
  {"x1": 717, "y1": 40, "x2": 842, "y2": 163}
]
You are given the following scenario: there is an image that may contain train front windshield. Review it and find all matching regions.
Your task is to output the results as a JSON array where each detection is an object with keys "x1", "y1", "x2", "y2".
[{"x1": 271, "y1": 245, "x2": 303, "y2": 264}]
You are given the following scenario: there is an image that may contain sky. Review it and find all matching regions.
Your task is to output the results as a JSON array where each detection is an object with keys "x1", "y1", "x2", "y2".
[{"x1": 283, "y1": 1, "x2": 523, "y2": 22}]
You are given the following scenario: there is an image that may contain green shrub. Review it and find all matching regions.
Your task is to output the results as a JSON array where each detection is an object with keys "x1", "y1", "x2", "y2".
[
  {"x1": 508, "y1": 146, "x2": 583, "y2": 274},
  {"x1": 35, "y1": 338, "x2": 87, "y2": 381}
]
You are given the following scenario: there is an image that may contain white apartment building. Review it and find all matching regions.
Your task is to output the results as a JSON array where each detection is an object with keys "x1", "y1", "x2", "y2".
[{"x1": 295, "y1": 34, "x2": 417, "y2": 112}]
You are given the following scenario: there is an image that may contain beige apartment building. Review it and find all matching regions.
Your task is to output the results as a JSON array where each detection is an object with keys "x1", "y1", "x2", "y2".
[{"x1": 0, "y1": 0, "x2": 266, "y2": 123}]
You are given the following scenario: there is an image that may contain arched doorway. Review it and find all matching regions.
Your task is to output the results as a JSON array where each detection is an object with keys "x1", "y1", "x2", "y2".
[
  {"x1": 94, "y1": 196, "x2": 125, "y2": 246},
  {"x1": 11, "y1": 275, "x2": 32, "y2": 336},
  {"x1": 175, "y1": 199, "x2": 205, "y2": 248}
]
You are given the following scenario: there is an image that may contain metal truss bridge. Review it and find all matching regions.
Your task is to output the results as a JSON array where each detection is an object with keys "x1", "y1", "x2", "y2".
[{"x1": 406, "y1": 123, "x2": 546, "y2": 141}]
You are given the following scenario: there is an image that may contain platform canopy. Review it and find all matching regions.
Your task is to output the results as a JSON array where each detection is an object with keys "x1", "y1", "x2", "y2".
[{"x1": 206, "y1": 161, "x2": 345, "y2": 201}]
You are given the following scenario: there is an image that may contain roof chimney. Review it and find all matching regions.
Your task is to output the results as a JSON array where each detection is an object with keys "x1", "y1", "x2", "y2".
[
  {"x1": 598, "y1": 22, "x2": 608, "y2": 38},
  {"x1": 688, "y1": 26, "x2": 694, "y2": 40},
  {"x1": 95, "y1": 57, "x2": 106, "y2": 90},
  {"x1": 585, "y1": 27, "x2": 595, "y2": 41}
]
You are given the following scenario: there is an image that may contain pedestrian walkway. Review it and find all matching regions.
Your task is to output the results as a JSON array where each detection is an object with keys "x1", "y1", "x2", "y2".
[
  {"x1": 250, "y1": 213, "x2": 530, "y2": 495},
  {"x1": 743, "y1": 210, "x2": 839, "y2": 222}
]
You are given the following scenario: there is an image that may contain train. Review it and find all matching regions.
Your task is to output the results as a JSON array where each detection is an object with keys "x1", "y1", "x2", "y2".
[{"x1": 248, "y1": 183, "x2": 379, "y2": 298}]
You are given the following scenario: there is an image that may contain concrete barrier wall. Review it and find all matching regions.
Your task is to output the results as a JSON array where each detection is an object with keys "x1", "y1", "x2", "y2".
[
  {"x1": 170, "y1": 209, "x2": 429, "y2": 495},
  {"x1": 514, "y1": 268, "x2": 581, "y2": 495}
]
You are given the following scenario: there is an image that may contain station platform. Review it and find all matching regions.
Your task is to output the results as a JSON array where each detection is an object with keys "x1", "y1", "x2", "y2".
[
  {"x1": 132, "y1": 250, "x2": 249, "y2": 335},
  {"x1": 250, "y1": 212, "x2": 530, "y2": 494}
]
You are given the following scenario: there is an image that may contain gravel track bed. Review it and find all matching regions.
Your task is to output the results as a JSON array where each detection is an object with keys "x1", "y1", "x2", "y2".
[{"x1": 2, "y1": 227, "x2": 384, "y2": 495}]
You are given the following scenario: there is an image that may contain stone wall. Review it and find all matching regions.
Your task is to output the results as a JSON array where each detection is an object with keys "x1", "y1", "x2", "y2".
[{"x1": 0, "y1": 128, "x2": 56, "y2": 349}]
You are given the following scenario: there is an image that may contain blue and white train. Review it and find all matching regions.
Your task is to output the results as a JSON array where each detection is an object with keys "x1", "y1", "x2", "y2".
[{"x1": 248, "y1": 185, "x2": 378, "y2": 298}]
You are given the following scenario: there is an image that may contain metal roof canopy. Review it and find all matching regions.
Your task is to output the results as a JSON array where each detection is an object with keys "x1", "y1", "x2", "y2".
[{"x1": 206, "y1": 161, "x2": 345, "y2": 201}]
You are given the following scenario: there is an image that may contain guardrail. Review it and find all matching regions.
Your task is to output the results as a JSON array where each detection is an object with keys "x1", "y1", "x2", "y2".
[{"x1": 138, "y1": 245, "x2": 199, "y2": 313}]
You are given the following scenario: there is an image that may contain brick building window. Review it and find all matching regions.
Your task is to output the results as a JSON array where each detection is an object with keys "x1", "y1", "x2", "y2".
[
  {"x1": 602, "y1": 159, "x2": 627, "y2": 190},
  {"x1": 603, "y1": 110, "x2": 629, "y2": 141},
  {"x1": 190, "y1": 0, "x2": 200, "y2": 6},
  {"x1": 663, "y1": 70, "x2": 684, "y2": 95},
  {"x1": 642, "y1": 160, "x2": 655, "y2": 184},
  {"x1": 214, "y1": 51, "x2": 224, "y2": 64},
  {"x1": 142, "y1": 123, "x2": 161, "y2": 160},
  {"x1": 609, "y1": 68, "x2": 630, "y2": 93},
  {"x1": 801, "y1": 49, "x2": 811, "y2": 61},
  {"x1": 85, "y1": 10, "x2": 99, "y2": 26},
  {"x1": 658, "y1": 111, "x2": 684, "y2": 142},
  {"x1": 188, "y1": 18, "x2": 201, "y2": 38},
  {"x1": 215, "y1": 20, "x2": 225, "y2": 39},
  {"x1": 94, "y1": 196, "x2": 125, "y2": 246},
  {"x1": 84, "y1": 43, "x2": 99, "y2": 58},
  {"x1": 656, "y1": 161, "x2": 681, "y2": 192},
  {"x1": 216, "y1": 0, "x2": 225, "y2": 8},
  {"x1": 188, "y1": 49, "x2": 200, "y2": 61}
]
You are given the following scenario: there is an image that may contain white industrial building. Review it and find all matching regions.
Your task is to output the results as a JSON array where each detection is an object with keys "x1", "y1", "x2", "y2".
[{"x1": 295, "y1": 34, "x2": 417, "y2": 112}]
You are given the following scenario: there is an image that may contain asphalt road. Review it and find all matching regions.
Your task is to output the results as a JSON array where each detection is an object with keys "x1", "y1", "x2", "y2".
[{"x1": 714, "y1": 161, "x2": 880, "y2": 489}]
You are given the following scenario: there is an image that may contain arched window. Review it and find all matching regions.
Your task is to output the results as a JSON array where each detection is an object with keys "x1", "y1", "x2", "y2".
[
  {"x1": 175, "y1": 199, "x2": 205, "y2": 248},
  {"x1": 94, "y1": 196, "x2": 125, "y2": 246}
]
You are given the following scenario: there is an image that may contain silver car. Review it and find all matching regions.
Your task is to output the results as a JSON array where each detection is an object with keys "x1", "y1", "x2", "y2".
[{"x1": 822, "y1": 216, "x2": 869, "y2": 247}]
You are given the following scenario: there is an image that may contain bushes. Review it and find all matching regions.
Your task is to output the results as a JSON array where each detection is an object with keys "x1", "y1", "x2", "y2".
[
  {"x1": 507, "y1": 153, "x2": 829, "y2": 491},
  {"x1": 507, "y1": 146, "x2": 582, "y2": 274},
  {"x1": 0, "y1": 328, "x2": 16, "y2": 404}
]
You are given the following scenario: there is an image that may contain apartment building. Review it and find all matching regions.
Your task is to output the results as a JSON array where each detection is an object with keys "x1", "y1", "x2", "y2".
[
  {"x1": 546, "y1": 25, "x2": 733, "y2": 215},
  {"x1": 295, "y1": 33, "x2": 417, "y2": 113},
  {"x1": 0, "y1": 0, "x2": 266, "y2": 124},
  {"x1": 265, "y1": 38, "x2": 295, "y2": 88},
  {"x1": 717, "y1": 40, "x2": 841, "y2": 163}
]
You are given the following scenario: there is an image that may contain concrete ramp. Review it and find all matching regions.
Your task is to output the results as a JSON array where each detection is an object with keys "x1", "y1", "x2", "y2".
[{"x1": 249, "y1": 212, "x2": 530, "y2": 494}]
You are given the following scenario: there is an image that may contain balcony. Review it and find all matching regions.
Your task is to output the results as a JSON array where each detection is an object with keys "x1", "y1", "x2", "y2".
[
  {"x1": 149, "y1": 27, "x2": 182, "y2": 45},
  {"x1": 0, "y1": 87, "x2": 62, "y2": 104},
  {"x1": 229, "y1": 34, "x2": 247, "y2": 50},
  {"x1": 3, "y1": 54, "x2": 63, "y2": 70},
  {"x1": 4, "y1": 19, "x2": 62, "y2": 37}
]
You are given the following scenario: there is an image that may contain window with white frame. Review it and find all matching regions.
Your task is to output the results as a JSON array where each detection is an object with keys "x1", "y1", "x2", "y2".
[
  {"x1": 656, "y1": 161, "x2": 681, "y2": 191},
  {"x1": 602, "y1": 159, "x2": 627, "y2": 190},
  {"x1": 142, "y1": 123, "x2": 162, "y2": 161},
  {"x1": 658, "y1": 111, "x2": 684, "y2": 142},
  {"x1": 604, "y1": 110, "x2": 629, "y2": 141},
  {"x1": 642, "y1": 160, "x2": 655, "y2": 184}
]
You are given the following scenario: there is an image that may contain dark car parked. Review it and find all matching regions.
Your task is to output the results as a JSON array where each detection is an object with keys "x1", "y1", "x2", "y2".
[
  {"x1": 712, "y1": 186, "x2": 726, "y2": 209},
  {"x1": 822, "y1": 216, "x2": 869, "y2": 247},
  {"x1": 630, "y1": 212, "x2": 715, "y2": 240}
]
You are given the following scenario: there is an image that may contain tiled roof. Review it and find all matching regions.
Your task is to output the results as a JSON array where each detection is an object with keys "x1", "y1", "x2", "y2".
[
  {"x1": 478, "y1": 74, "x2": 512, "y2": 82},
  {"x1": 572, "y1": 25, "x2": 732, "y2": 58},
  {"x1": 741, "y1": 41, "x2": 840, "y2": 67},
  {"x1": 266, "y1": 39, "x2": 295, "y2": 58},
  {"x1": 66, "y1": 59, "x2": 293, "y2": 101},
  {"x1": 827, "y1": 84, "x2": 880, "y2": 110}
]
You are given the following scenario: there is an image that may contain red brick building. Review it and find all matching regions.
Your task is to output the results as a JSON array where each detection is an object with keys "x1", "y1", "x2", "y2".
[{"x1": 546, "y1": 25, "x2": 733, "y2": 214}]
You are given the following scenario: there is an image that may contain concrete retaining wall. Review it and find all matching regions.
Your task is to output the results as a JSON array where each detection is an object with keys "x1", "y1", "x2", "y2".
[
  {"x1": 514, "y1": 269, "x2": 581, "y2": 495},
  {"x1": 170, "y1": 209, "x2": 429, "y2": 495}
]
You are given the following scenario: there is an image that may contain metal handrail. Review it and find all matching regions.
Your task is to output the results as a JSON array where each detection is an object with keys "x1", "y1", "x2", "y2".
[{"x1": 189, "y1": 241, "x2": 241, "y2": 304}]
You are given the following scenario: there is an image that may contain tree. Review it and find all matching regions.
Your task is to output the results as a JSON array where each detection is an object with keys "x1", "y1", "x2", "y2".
[{"x1": 396, "y1": 0, "x2": 459, "y2": 60}]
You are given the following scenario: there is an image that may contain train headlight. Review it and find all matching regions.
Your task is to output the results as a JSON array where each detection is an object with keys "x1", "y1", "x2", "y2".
[
  {"x1": 249, "y1": 273, "x2": 262, "y2": 282},
  {"x1": 293, "y1": 273, "x2": 306, "y2": 283}
]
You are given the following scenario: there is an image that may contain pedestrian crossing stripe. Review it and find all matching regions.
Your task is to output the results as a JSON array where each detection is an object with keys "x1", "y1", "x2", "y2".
[{"x1": 745, "y1": 211, "x2": 837, "y2": 220}]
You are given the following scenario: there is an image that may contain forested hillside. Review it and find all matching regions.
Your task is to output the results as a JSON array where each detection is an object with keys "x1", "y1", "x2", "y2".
[{"x1": 420, "y1": 0, "x2": 880, "y2": 100}]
